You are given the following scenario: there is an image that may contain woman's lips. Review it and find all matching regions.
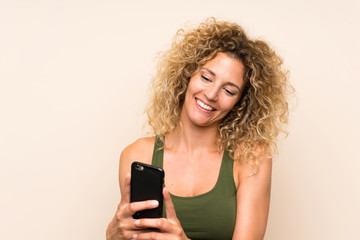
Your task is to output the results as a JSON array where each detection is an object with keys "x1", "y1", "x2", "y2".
[{"x1": 195, "y1": 98, "x2": 216, "y2": 111}]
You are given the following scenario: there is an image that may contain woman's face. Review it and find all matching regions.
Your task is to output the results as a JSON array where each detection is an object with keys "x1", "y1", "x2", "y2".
[{"x1": 181, "y1": 52, "x2": 245, "y2": 128}]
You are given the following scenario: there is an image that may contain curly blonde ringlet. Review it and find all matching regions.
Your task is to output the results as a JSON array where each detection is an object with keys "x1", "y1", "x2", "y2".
[{"x1": 146, "y1": 17, "x2": 292, "y2": 174}]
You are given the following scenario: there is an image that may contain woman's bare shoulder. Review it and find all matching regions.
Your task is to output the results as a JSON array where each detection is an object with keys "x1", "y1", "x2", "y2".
[
  {"x1": 233, "y1": 146, "x2": 272, "y2": 184},
  {"x1": 118, "y1": 137, "x2": 156, "y2": 190},
  {"x1": 121, "y1": 137, "x2": 155, "y2": 165}
]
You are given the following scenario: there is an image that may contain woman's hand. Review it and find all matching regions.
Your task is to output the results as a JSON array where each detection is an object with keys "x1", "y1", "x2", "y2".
[
  {"x1": 132, "y1": 188, "x2": 189, "y2": 240},
  {"x1": 106, "y1": 174, "x2": 160, "y2": 240}
]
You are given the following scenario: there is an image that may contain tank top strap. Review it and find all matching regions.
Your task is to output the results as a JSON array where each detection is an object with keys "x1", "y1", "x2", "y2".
[
  {"x1": 217, "y1": 148, "x2": 236, "y2": 194},
  {"x1": 151, "y1": 136, "x2": 164, "y2": 169}
]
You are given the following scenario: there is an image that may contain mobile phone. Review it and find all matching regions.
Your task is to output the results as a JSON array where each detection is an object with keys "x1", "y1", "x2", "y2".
[{"x1": 130, "y1": 162, "x2": 164, "y2": 219}]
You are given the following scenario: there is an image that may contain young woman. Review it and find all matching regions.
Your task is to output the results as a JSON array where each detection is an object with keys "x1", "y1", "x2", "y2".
[{"x1": 106, "y1": 18, "x2": 291, "y2": 240}]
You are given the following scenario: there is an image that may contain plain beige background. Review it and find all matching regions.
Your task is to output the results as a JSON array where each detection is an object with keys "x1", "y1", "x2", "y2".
[{"x1": 1, "y1": 0, "x2": 359, "y2": 239}]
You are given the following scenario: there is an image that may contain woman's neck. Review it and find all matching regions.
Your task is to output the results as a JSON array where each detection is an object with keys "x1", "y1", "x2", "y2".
[{"x1": 165, "y1": 120, "x2": 220, "y2": 154}]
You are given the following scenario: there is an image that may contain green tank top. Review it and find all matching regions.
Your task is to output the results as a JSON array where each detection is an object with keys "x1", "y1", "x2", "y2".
[{"x1": 151, "y1": 137, "x2": 237, "y2": 240}]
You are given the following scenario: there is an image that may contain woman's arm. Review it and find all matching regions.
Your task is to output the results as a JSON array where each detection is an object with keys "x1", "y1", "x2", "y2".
[
  {"x1": 232, "y1": 152, "x2": 272, "y2": 240},
  {"x1": 106, "y1": 137, "x2": 189, "y2": 240},
  {"x1": 106, "y1": 138, "x2": 156, "y2": 240}
]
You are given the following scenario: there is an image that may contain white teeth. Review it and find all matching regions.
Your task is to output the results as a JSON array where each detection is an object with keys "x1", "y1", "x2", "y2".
[{"x1": 196, "y1": 99, "x2": 214, "y2": 111}]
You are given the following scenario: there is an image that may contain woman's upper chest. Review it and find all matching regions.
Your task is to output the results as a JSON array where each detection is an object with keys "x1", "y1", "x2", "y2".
[
  {"x1": 140, "y1": 136, "x2": 241, "y2": 195},
  {"x1": 162, "y1": 149, "x2": 227, "y2": 197}
]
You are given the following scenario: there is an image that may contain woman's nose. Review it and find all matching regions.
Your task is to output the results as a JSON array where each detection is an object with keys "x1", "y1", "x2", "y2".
[{"x1": 204, "y1": 85, "x2": 219, "y2": 101}]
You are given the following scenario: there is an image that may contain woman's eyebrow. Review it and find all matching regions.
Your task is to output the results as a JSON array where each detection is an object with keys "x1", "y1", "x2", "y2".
[
  {"x1": 227, "y1": 82, "x2": 241, "y2": 91},
  {"x1": 202, "y1": 67, "x2": 216, "y2": 76}
]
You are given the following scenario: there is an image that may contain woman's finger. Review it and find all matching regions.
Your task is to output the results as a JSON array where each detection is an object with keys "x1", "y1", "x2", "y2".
[
  {"x1": 115, "y1": 228, "x2": 153, "y2": 240},
  {"x1": 163, "y1": 188, "x2": 177, "y2": 220},
  {"x1": 122, "y1": 200, "x2": 159, "y2": 217},
  {"x1": 134, "y1": 218, "x2": 169, "y2": 232},
  {"x1": 121, "y1": 173, "x2": 131, "y2": 204},
  {"x1": 133, "y1": 231, "x2": 171, "y2": 240}
]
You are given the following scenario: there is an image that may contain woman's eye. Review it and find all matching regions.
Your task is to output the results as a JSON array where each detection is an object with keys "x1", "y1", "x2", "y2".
[
  {"x1": 225, "y1": 88, "x2": 235, "y2": 96},
  {"x1": 201, "y1": 75, "x2": 211, "y2": 82}
]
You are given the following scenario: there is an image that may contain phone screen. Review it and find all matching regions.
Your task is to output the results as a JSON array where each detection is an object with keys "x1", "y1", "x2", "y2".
[{"x1": 130, "y1": 162, "x2": 164, "y2": 219}]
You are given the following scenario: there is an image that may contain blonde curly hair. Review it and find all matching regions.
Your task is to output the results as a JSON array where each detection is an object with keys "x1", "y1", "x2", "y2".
[{"x1": 146, "y1": 17, "x2": 292, "y2": 173}]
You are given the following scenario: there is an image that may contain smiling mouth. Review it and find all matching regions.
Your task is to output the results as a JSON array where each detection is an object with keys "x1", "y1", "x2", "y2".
[{"x1": 195, "y1": 98, "x2": 216, "y2": 111}]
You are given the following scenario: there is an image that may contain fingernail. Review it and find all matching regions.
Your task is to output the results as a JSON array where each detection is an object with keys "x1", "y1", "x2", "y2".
[
  {"x1": 152, "y1": 200, "x2": 159, "y2": 206},
  {"x1": 134, "y1": 219, "x2": 140, "y2": 226},
  {"x1": 133, "y1": 233, "x2": 137, "y2": 239}
]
